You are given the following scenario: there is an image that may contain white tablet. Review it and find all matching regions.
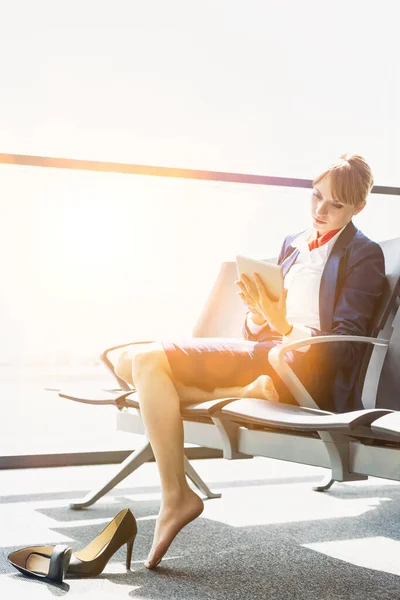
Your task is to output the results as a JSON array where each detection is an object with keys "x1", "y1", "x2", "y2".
[{"x1": 236, "y1": 255, "x2": 284, "y2": 301}]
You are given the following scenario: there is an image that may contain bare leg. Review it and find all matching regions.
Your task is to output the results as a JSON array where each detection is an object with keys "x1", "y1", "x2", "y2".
[
  {"x1": 115, "y1": 348, "x2": 278, "y2": 402},
  {"x1": 115, "y1": 346, "x2": 277, "y2": 569},
  {"x1": 176, "y1": 374, "x2": 279, "y2": 404},
  {"x1": 130, "y1": 345, "x2": 204, "y2": 569}
]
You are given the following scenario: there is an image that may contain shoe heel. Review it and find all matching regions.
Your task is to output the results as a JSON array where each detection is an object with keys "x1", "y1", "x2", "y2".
[{"x1": 126, "y1": 539, "x2": 135, "y2": 569}]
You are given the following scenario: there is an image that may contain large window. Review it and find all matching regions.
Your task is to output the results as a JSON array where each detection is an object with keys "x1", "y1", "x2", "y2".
[
  {"x1": 1, "y1": 161, "x2": 398, "y2": 460},
  {"x1": 1, "y1": 0, "x2": 399, "y2": 462}
]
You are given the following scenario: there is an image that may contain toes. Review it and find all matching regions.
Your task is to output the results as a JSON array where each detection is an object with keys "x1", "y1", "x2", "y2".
[{"x1": 145, "y1": 557, "x2": 161, "y2": 570}]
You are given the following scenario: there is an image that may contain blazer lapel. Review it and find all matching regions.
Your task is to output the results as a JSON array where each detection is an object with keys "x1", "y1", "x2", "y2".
[
  {"x1": 319, "y1": 221, "x2": 358, "y2": 331},
  {"x1": 281, "y1": 247, "x2": 300, "y2": 278}
]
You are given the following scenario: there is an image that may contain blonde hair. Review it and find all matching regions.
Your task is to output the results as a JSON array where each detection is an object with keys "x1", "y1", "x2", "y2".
[{"x1": 313, "y1": 154, "x2": 374, "y2": 206}]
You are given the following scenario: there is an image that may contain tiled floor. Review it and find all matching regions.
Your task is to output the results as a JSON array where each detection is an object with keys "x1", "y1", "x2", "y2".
[
  {"x1": 2, "y1": 366, "x2": 400, "y2": 598},
  {"x1": 1, "y1": 456, "x2": 400, "y2": 599}
]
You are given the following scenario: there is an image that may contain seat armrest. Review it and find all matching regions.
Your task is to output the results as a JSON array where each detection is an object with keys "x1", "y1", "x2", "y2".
[
  {"x1": 59, "y1": 389, "x2": 137, "y2": 409},
  {"x1": 101, "y1": 340, "x2": 156, "y2": 360},
  {"x1": 268, "y1": 335, "x2": 389, "y2": 410},
  {"x1": 181, "y1": 398, "x2": 243, "y2": 418}
]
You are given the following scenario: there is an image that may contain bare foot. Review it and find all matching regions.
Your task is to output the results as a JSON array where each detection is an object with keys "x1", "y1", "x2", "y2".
[
  {"x1": 242, "y1": 375, "x2": 279, "y2": 401},
  {"x1": 145, "y1": 489, "x2": 204, "y2": 569}
]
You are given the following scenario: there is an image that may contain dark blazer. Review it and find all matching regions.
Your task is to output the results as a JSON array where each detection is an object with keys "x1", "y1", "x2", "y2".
[{"x1": 243, "y1": 221, "x2": 385, "y2": 413}]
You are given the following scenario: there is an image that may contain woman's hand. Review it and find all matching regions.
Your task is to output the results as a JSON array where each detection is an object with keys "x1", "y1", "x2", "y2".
[
  {"x1": 236, "y1": 274, "x2": 292, "y2": 335},
  {"x1": 235, "y1": 277, "x2": 265, "y2": 324}
]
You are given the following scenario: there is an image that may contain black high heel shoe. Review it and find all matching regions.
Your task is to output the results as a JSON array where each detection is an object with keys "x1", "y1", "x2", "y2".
[
  {"x1": 67, "y1": 508, "x2": 137, "y2": 576},
  {"x1": 8, "y1": 544, "x2": 72, "y2": 584}
]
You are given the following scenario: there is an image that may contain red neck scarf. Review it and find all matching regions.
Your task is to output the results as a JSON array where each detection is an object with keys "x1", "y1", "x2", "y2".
[{"x1": 308, "y1": 229, "x2": 341, "y2": 252}]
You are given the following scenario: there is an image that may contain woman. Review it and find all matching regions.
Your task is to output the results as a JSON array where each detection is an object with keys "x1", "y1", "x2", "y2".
[{"x1": 115, "y1": 153, "x2": 385, "y2": 569}]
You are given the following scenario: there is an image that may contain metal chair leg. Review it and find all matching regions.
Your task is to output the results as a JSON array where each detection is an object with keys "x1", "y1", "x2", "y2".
[
  {"x1": 184, "y1": 456, "x2": 221, "y2": 499},
  {"x1": 312, "y1": 432, "x2": 368, "y2": 493},
  {"x1": 70, "y1": 441, "x2": 154, "y2": 509},
  {"x1": 312, "y1": 475, "x2": 336, "y2": 492}
]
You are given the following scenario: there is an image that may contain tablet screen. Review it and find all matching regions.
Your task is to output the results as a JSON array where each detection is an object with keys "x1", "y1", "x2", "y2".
[{"x1": 236, "y1": 255, "x2": 283, "y2": 301}]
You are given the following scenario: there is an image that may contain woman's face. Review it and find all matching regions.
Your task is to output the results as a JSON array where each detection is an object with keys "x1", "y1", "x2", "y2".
[{"x1": 311, "y1": 175, "x2": 365, "y2": 234}]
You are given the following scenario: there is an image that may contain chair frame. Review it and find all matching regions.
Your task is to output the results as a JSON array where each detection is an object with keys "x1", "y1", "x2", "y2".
[{"x1": 60, "y1": 238, "x2": 400, "y2": 509}]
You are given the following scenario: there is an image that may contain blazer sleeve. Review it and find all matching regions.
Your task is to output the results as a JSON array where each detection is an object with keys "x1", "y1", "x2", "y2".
[{"x1": 309, "y1": 240, "x2": 385, "y2": 367}]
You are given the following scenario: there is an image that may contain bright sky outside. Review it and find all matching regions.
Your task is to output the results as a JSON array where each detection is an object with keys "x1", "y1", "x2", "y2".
[{"x1": 1, "y1": 0, "x2": 399, "y2": 363}]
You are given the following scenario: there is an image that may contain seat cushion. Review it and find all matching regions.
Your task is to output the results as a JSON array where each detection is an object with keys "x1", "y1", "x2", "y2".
[{"x1": 221, "y1": 399, "x2": 391, "y2": 432}]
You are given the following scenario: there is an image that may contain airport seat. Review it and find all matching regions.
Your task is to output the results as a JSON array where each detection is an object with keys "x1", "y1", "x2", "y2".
[{"x1": 58, "y1": 237, "x2": 400, "y2": 508}]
